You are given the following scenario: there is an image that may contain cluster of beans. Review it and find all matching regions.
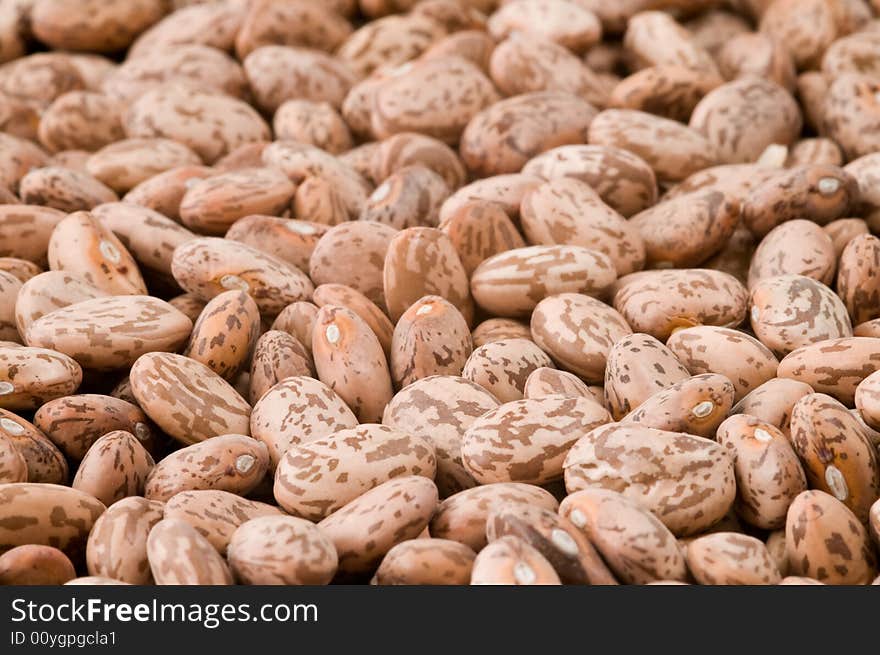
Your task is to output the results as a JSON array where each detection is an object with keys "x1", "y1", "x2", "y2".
[{"x1": 1, "y1": 0, "x2": 880, "y2": 586}]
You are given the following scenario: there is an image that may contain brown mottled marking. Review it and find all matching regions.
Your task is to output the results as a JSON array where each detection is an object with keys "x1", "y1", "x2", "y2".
[
  {"x1": 312, "y1": 304, "x2": 393, "y2": 423},
  {"x1": 374, "y1": 539, "x2": 476, "y2": 585},
  {"x1": 122, "y1": 166, "x2": 214, "y2": 222},
  {"x1": 462, "y1": 92, "x2": 598, "y2": 178},
  {"x1": 313, "y1": 284, "x2": 392, "y2": 357},
  {"x1": 171, "y1": 237, "x2": 314, "y2": 317},
  {"x1": 263, "y1": 140, "x2": 369, "y2": 217},
  {"x1": 47, "y1": 211, "x2": 144, "y2": 294},
  {"x1": 246, "y1": 45, "x2": 357, "y2": 114},
  {"x1": 318, "y1": 476, "x2": 439, "y2": 577},
  {"x1": 563, "y1": 424, "x2": 735, "y2": 536},
  {"x1": 337, "y1": 13, "x2": 444, "y2": 78},
  {"x1": 163, "y1": 490, "x2": 282, "y2": 555},
  {"x1": 667, "y1": 327, "x2": 778, "y2": 401},
  {"x1": 147, "y1": 518, "x2": 233, "y2": 585},
  {"x1": 72, "y1": 431, "x2": 154, "y2": 507},
  {"x1": 271, "y1": 301, "x2": 318, "y2": 356},
  {"x1": 462, "y1": 395, "x2": 610, "y2": 486},
  {"x1": 309, "y1": 221, "x2": 397, "y2": 310},
  {"x1": 15, "y1": 270, "x2": 107, "y2": 337},
  {"x1": 589, "y1": 108, "x2": 717, "y2": 184},
  {"x1": 20, "y1": 167, "x2": 117, "y2": 212},
  {"x1": 523, "y1": 144, "x2": 657, "y2": 219},
  {"x1": 604, "y1": 333, "x2": 690, "y2": 420},
  {"x1": 470, "y1": 535, "x2": 560, "y2": 585},
  {"x1": 129, "y1": 352, "x2": 251, "y2": 445},
  {"x1": 488, "y1": 33, "x2": 607, "y2": 107},
  {"x1": 531, "y1": 293, "x2": 631, "y2": 383},
  {"x1": 248, "y1": 330, "x2": 313, "y2": 405},
  {"x1": 274, "y1": 99, "x2": 353, "y2": 154},
  {"x1": 716, "y1": 415, "x2": 806, "y2": 530},
  {"x1": 748, "y1": 220, "x2": 836, "y2": 290},
  {"x1": 524, "y1": 367, "x2": 596, "y2": 402},
  {"x1": 372, "y1": 132, "x2": 465, "y2": 191},
  {"x1": 560, "y1": 489, "x2": 688, "y2": 584},
  {"x1": 613, "y1": 269, "x2": 748, "y2": 341},
  {"x1": 440, "y1": 174, "x2": 542, "y2": 225},
  {"x1": 430, "y1": 482, "x2": 559, "y2": 552},
  {"x1": 34, "y1": 393, "x2": 159, "y2": 461},
  {"x1": 824, "y1": 218, "x2": 869, "y2": 259},
  {"x1": 184, "y1": 290, "x2": 260, "y2": 382},
  {"x1": 474, "y1": 246, "x2": 616, "y2": 319},
  {"x1": 690, "y1": 77, "x2": 801, "y2": 165},
  {"x1": 25, "y1": 295, "x2": 193, "y2": 371},
  {"x1": 31, "y1": 0, "x2": 167, "y2": 53},
  {"x1": 462, "y1": 338, "x2": 553, "y2": 403},
  {"x1": 235, "y1": 0, "x2": 352, "y2": 59},
  {"x1": 372, "y1": 56, "x2": 499, "y2": 145},
  {"x1": 789, "y1": 393, "x2": 879, "y2": 522},
  {"x1": 472, "y1": 318, "x2": 531, "y2": 348},
  {"x1": 228, "y1": 515, "x2": 337, "y2": 585},
  {"x1": 382, "y1": 375, "x2": 497, "y2": 498},
  {"x1": 785, "y1": 490, "x2": 876, "y2": 585},
  {"x1": 621, "y1": 373, "x2": 735, "y2": 439},
  {"x1": 521, "y1": 177, "x2": 645, "y2": 275},
  {"x1": 145, "y1": 434, "x2": 268, "y2": 502},
  {"x1": 777, "y1": 337, "x2": 880, "y2": 405},
  {"x1": 390, "y1": 296, "x2": 472, "y2": 389},
  {"x1": 687, "y1": 532, "x2": 781, "y2": 585},
  {"x1": 741, "y1": 165, "x2": 858, "y2": 237},
  {"x1": 251, "y1": 375, "x2": 357, "y2": 471},
  {"x1": 86, "y1": 496, "x2": 164, "y2": 585},
  {"x1": 624, "y1": 10, "x2": 719, "y2": 74},
  {"x1": 125, "y1": 84, "x2": 270, "y2": 164},
  {"x1": 0, "y1": 483, "x2": 106, "y2": 562},
  {"x1": 0, "y1": 409, "x2": 69, "y2": 484},
  {"x1": 749, "y1": 275, "x2": 851, "y2": 357},
  {"x1": 0, "y1": 431, "x2": 27, "y2": 483},
  {"x1": 384, "y1": 227, "x2": 472, "y2": 325},
  {"x1": 274, "y1": 423, "x2": 435, "y2": 521},
  {"x1": 180, "y1": 168, "x2": 295, "y2": 236},
  {"x1": 87, "y1": 137, "x2": 202, "y2": 194},
  {"x1": 227, "y1": 215, "x2": 328, "y2": 273},
  {"x1": 0, "y1": 205, "x2": 65, "y2": 265},
  {"x1": 729, "y1": 378, "x2": 813, "y2": 435},
  {"x1": 486, "y1": 502, "x2": 617, "y2": 585}
]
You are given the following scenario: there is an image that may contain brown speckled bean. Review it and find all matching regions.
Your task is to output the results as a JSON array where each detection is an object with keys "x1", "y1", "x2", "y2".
[
  {"x1": 564, "y1": 424, "x2": 736, "y2": 536},
  {"x1": 228, "y1": 515, "x2": 338, "y2": 585},
  {"x1": 666, "y1": 326, "x2": 779, "y2": 401},
  {"x1": 687, "y1": 532, "x2": 781, "y2": 585},
  {"x1": 130, "y1": 352, "x2": 251, "y2": 445},
  {"x1": 72, "y1": 430, "x2": 154, "y2": 507},
  {"x1": 462, "y1": 395, "x2": 610, "y2": 486},
  {"x1": 560, "y1": 488, "x2": 688, "y2": 584},
  {"x1": 382, "y1": 375, "x2": 498, "y2": 498},
  {"x1": 86, "y1": 496, "x2": 163, "y2": 585},
  {"x1": 374, "y1": 538, "x2": 476, "y2": 586},
  {"x1": 613, "y1": 269, "x2": 748, "y2": 341},
  {"x1": 785, "y1": 490, "x2": 876, "y2": 585},
  {"x1": 145, "y1": 433, "x2": 268, "y2": 502},
  {"x1": 777, "y1": 337, "x2": 880, "y2": 406},
  {"x1": 790, "y1": 393, "x2": 880, "y2": 522},
  {"x1": 318, "y1": 476, "x2": 439, "y2": 577},
  {"x1": 147, "y1": 518, "x2": 233, "y2": 585},
  {"x1": 716, "y1": 414, "x2": 806, "y2": 529},
  {"x1": 462, "y1": 338, "x2": 554, "y2": 404},
  {"x1": 274, "y1": 423, "x2": 435, "y2": 521}
]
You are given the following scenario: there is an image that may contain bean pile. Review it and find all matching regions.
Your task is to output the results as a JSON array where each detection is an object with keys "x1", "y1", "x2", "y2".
[{"x1": 0, "y1": 0, "x2": 879, "y2": 587}]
